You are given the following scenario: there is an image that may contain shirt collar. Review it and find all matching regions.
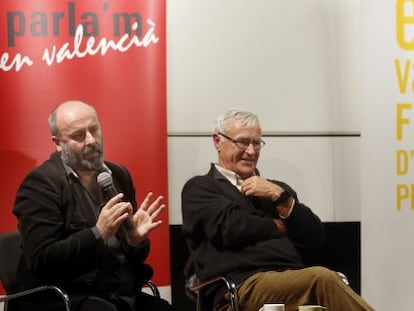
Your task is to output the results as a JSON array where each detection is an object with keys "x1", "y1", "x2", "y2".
[{"x1": 214, "y1": 164, "x2": 245, "y2": 191}]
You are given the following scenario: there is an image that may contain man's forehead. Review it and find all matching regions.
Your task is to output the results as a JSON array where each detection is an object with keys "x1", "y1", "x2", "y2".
[
  {"x1": 58, "y1": 115, "x2": 99, "y2": 133},
  {"x1": 227, "y1": 125, "x2": 262, "y2": 136}
]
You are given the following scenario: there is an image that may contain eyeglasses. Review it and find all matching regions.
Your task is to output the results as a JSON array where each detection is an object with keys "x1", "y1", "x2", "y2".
[{"x1": 218, "y1": 132, "x2": 265, "y2": 150}]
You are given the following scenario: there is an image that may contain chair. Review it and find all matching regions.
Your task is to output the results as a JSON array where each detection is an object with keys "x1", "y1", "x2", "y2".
[
  {"x1": 0, "y1": 231, "x2": 71, "y2": 311},
  {"x1": 0, "y1": 231, "x2": 160, "y2": 311},
  {"x1": 186, "y1": 273, "x2": 239, "y2": 311}
]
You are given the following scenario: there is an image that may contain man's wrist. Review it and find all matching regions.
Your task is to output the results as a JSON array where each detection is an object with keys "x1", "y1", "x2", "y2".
[
  {"x1": 91, "y1": 226, "x2": 103, "y2": 240},
  {"x1": 273, "y1": 190, "x2": 290, "y2": 206},
  {"x1": 279, "y1": 197, "x2": 295, "y2": 219}
]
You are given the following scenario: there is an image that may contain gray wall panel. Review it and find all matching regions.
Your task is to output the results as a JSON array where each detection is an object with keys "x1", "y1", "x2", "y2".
[{"x1": 168, "y1": 136, "x2": 360, "y2": 225}]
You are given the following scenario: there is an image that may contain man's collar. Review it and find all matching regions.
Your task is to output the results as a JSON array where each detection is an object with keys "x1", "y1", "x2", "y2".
[{"x1": 214, "y1": 164, "x2": 239, "y2": 189}]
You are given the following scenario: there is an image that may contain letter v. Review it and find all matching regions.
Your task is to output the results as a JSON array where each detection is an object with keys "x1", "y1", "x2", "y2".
[{"x1": 395, "y1": 59, "x2": 411, "y2": 94}]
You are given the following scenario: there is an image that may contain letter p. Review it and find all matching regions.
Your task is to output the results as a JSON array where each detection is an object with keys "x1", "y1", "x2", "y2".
[{"x1": 7, "y1": 12, "x2": 26, "y2": 47}]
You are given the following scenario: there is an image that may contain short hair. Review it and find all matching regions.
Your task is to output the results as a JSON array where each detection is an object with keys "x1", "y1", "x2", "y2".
[
  {"x1": 214, "y1": 109, "x2": 261, "y2": 136},
  {"x1": 48, "y1": 108, "x2": 59, "y2": 137}
]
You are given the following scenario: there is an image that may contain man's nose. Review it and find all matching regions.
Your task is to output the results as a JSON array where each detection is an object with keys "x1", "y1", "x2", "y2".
[
  {"x1": 245, "y1": 143, "x2": 256, "y2": 154},
  {"x1": 84, "y1": 131, "x2": 96, "y2": 144}
]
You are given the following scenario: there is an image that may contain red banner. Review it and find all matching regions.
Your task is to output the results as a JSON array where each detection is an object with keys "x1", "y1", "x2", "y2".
[{"x1": 0, "y1": 0, "x2": 169, "y2": 293}]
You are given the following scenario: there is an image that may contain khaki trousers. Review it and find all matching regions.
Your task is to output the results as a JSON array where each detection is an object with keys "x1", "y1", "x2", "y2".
[{"x1": 214, "y1": 266, "x2": 374, "y2": 311}]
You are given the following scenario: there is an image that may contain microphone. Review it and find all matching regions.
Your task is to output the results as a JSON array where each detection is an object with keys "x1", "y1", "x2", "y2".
[{"x1": 97, "y1": 171, "x2": 133, "y2": 231}]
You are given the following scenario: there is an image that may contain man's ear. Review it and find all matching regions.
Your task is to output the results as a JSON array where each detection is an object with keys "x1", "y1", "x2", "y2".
[
  {"x1": 213, "y1": 133, "x2": 221, "y2": 150},
  {"x1": 51, "y1": 136, "x2": 62, "y2": 151}
]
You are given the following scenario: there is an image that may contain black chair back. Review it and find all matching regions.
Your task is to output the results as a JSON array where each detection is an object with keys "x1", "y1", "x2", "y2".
[{"x1": 0, "y1": 231, "x2": 22, "y2": 294}]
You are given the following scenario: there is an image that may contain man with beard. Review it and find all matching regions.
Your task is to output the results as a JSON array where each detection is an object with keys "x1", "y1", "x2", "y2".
[{"x1": 12, "y1": 100, "x2": 173, "y2": 311}]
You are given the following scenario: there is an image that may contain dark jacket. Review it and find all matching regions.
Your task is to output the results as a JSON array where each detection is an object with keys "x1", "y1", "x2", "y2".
[
  {"x1": 181, "y1": 164, "x2": 325, "y2": 285},
  {"x1": 12, "y1": 151, "x2": 152, "y2": 309}
]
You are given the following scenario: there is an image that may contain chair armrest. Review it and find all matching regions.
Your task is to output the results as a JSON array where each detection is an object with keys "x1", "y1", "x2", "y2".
[
  {"x1": 188, "y1": 275, "x2": 239, "y2": 311},
  {"x1": 190, "y1": 276, "x2": 237, "y2": 294},
  {"x1": 336, "y1": 271, "x2": 350, "y2": 286},
  {"x1": 146, "y1": 280, "x2": 160, "y2": 297},
  {"x1": 0, "y1": 285, "x2": 70, "y2": 311}
]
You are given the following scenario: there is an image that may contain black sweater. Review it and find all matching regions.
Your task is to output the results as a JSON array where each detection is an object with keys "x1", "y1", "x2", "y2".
[
  {"x1": 13, "y1": 151, "x2": 152, "y2": 310},
  {"x1": 181, "y1": 164, "x2": 325, "y2": 287}
]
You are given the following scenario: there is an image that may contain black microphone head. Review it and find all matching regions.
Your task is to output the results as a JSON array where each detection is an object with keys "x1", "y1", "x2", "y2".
[{"x1": 97, "y1": 171, "x2": 113, "y2": 188}]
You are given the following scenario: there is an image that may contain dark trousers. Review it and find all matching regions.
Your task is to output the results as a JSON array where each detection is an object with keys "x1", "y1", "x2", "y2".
[{"x1": 17, "y1": 292, "x2": 174, "y2": 311}]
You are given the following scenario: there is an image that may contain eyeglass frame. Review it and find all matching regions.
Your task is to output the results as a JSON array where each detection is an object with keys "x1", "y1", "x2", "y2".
[{"x1": 217, "y1": 132, "x2": 266, "y2": 150}]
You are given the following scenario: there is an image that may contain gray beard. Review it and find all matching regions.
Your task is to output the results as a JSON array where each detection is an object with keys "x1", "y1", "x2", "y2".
[{"x1": 61, "y1": 144, "x2": 104, "y2": 171}]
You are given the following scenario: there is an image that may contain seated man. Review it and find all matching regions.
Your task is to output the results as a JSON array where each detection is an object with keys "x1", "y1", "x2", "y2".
[
  {"x1": 13, "y1": 100, "x2": 173, "y2": 311},
  {"x1": 181, "y1": 109, "x2": 374, "y2": 311}
]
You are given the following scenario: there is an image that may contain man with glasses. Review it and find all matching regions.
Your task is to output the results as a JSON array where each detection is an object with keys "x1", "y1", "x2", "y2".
[{"x1": 181, "y1": 109, "x2": 373, "y2": 311}]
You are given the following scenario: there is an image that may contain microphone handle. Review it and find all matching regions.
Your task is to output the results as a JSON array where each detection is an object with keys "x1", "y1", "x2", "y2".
[{"x1": 123, "y1": 217, "x2": 134, "y2": 231}]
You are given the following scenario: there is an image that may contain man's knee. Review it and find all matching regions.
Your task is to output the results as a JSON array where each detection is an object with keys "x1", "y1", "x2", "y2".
[{"x1": 306, "y1": 266, "x2": 341, "y2": 285}]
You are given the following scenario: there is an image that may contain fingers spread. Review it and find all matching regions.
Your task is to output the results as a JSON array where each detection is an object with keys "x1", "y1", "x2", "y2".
[{"x1": 139, "y1": 192, "x2": 154, "y2": 211}]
